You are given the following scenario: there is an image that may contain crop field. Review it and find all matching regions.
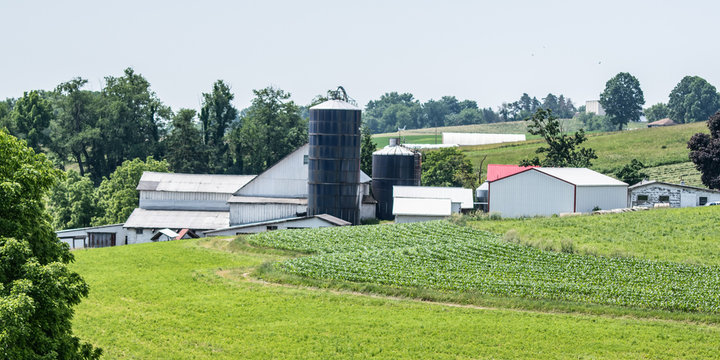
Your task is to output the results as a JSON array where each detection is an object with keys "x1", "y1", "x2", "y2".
[
  {"x1": 462, "y1": 122, "x2": 707, "y2": 175},
  {"x1": 644, "y1": 161, "x2": 703, "y2": 187},
  {"x1": 470, "y1": 206, "x2": 720, "y2": 266},
  {"x1": 68, "y1": 238, "x2": 720, "y2": 359},
  {"x1": 248, "y1": 221, "x2": 720, "y2": 313}
]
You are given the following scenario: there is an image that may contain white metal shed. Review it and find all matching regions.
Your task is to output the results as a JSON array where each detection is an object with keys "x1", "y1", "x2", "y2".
[
  {"x1": 488, "y1": 167, "x2": 627, "y2": 218},
  {"x1": 393, "y1": 197, "x2": 452, "y2": 223}
]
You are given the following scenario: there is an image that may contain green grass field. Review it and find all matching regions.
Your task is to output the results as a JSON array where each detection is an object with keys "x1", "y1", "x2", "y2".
[
  {"x1": 644, "y1": 162, "x2": 703, "y2": 187},
  {"x1": 469, "y1": 206, "x2": 720, "y2": 266},
  {"x1": 70, "y1": 235, "x2": 720, "y2": 359},
  {"x1": 462, "y1": 122, "x2": 707, "y2": 175}
]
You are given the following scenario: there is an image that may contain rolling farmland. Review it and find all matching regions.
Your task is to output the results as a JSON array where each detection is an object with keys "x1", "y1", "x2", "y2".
[{"x1": 249, "y1": 221, "x2": 720, "y2": 313}]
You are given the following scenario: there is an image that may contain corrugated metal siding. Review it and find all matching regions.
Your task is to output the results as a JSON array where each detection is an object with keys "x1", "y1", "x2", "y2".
[
  {"x1": 139, "y1": 191, "x2": 231, "y2": 211},
  {"x1": 489, "y1": 170, "x2": 574, "y2": 217},
  {"x1": 442, "y1": 133, "x2": 525, "y2": 146},
  {"x1": 395, "y1": 215, "x2": 447, "y2": 223},
  {"x1": 229, "y1": 203, "x2": 307, "y2": 225},
  {"x1": 236, "y1": 144, "x2": 309, "y2": 198},
  {"x1": 575, "y1": 186, "x2": 627, "y2": 212}
]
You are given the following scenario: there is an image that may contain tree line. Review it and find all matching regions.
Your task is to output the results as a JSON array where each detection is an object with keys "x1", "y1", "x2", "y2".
[
  {"x1": 578, "y1": 73, "x2": 720, "y2": 132},
  {"x1": 362, "y1": 92, "x2": 577, "y2": 134}
]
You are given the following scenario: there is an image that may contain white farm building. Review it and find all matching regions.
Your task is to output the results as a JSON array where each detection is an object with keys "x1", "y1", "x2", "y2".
[
  {"x1": 628, "y1": 180, "x2": 720, "y2": 208},
  {"x1": 392, "y1": 185, "x2": 474, "y2": 223},
  {"x1": 488, "y1": 167, "x2": 627, "y2": 218}
]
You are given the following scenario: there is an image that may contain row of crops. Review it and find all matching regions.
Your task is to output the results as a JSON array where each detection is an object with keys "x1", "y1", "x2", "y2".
[{"x1": 247, "y1": 221, "x2": 720, "y2": 313}]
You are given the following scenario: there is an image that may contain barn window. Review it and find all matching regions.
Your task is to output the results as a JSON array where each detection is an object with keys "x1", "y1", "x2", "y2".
[
  {"x1": 303, "y1": 155, "x2": 309, "y2": 164},
  {"x1": 700, "y1": 197, "x2": 708, "y2": 205},
  {"x1": 136, "y1": 228, "x2": 143, "y2": 235},
  {"x1": 637, "y1": 195, "x2": 648, "y2": 202},
  {"x1": 659, "y1": 195, "x2": 670, "y2": 202},
  {"x1": 266, "y1": 226, "x2": 278, "y2": 231}
]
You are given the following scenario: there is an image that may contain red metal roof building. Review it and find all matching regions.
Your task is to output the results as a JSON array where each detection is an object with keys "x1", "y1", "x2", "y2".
[{"x1": 486, "y1": 164, "x2": 538, "y2": 182}]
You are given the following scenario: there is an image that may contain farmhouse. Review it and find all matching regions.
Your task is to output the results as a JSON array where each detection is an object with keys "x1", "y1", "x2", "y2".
[
  {"x1": 392, "y1": 185, "x2": 474, "y2": 223},
  {"x1": 487, "y1": 166, "x2": 628, "y2": 217},
  {"x1": 628, "y1": 180, "x2": 720, "y2": 207}
]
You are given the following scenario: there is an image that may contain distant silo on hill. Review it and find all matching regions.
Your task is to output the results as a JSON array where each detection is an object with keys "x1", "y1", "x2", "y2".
[
  {"x1": 372, "y1": 138, "x2": 421, "y2": 220},
  {"x1": 307, "y1": 96, "x2": 362, "y2": 225}
]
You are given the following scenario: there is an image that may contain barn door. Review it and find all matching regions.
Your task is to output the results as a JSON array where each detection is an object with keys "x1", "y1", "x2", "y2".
[{"x1": 680, "y1": 193, "x2": 696, "y2": 208}]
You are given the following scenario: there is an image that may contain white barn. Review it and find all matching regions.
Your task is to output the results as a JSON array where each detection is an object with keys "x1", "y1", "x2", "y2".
[
  {"x1": 442, "y1": 132, "x2": 526, "y2": 146},
  {"x1": 488, "y1": 167, "x2": 627, "y2": 218},
  {"x1": 628, "y1": 180, "x2": 720, "y2": 208}
]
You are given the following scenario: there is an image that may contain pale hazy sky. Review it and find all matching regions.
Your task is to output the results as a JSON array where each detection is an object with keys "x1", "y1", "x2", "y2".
[{"x1": 1, "y1": 0, "x2": 718, "y2": 112}]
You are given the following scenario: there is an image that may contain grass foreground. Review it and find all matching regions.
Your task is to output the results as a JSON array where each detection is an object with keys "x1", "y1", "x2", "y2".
[{"x1": 70, "y1": 220, "x2": 720, "y2": 359}]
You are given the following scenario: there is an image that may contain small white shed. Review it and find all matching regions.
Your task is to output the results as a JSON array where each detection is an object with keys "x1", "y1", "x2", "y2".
[
  {"x1": 488, "y1": 167, "x2": 627, "y2": 218},
  {"x1": 393, "y1": 197, "x2": 452, "y2": 223},
  {"x1": 628, "y1": 180, "x2": 720, "y2": 208}
]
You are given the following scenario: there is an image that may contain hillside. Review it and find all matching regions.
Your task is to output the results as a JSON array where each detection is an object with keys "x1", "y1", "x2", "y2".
[
  {"x1": 461, "y1": 121, "x2": 707, "y2": 179},
  {"x1": 70, "y1": 224, "x2": 720, "y2": 359}
]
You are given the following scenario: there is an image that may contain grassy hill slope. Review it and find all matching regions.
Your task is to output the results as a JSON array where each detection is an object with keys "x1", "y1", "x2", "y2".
[
  {"x1": 71, "y1": 236, "x2": 720, "y2": 359},
  {"x1": 461, "y1": 122, "x2": 707, "y2": 176}
]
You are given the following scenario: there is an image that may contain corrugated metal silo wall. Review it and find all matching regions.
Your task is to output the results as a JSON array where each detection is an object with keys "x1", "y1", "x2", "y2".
[
  {"x1": 308, "y1": 108, "x2": 362, "y2": 224},
  {"x1": 372, "y1": 153, "x2": 422, "y2": 220}
]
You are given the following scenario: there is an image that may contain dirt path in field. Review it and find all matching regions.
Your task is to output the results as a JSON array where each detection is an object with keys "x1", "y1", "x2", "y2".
[{"x1": 213, "y1": 269, "x2": 717, "y2": 326}]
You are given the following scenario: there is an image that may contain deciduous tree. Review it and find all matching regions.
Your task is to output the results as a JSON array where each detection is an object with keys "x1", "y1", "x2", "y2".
[
  {"x1": 360, "y1": 125, "x2": 376, "y2": 176},
  {"x1": 49, "y1": 170, "x2": 101, "y2": 230},
  {"x1": 600, "y1": 72, "x2": 645, "y2": 130},
  {"x1": 421, "y1": 147, "x2": 476, "y2": 188},
  {"x1": 520, "y1": 109, "x2": 597, "y2": 167},
  {"x1": 164, "y1": 109, "x2": 209, "y2": 173},
  {"x1": 688, "y1": 112, "x2": 720, "y2": 189},
  {"x1": 644, "y1": 103, "x2": 669, "y2": 123},
  {"x1": 616, "y1": 159, "x2": 647, "y2": 185},
  {"x1": 10, "y1": 90, "x2": 53, "y2": 150},
  {"x1": 199, "y1": 80, "x2": 238, "y2": 173},
  {"x1": 0, "y1": 130, "x2": 101, "y2": 359},
  {"x1": 668, "y1": 76, "x2": 720, "y2": 124}
]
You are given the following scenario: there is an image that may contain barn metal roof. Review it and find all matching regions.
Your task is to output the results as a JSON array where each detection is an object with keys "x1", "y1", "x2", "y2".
[
  {"x1": 393, "y1": 197, "x2": 452, "y2": 216},
  {"x1": 393, "y1": 186, "x2": 474, "y2": 209},
  {"x1": 536, "y1": 168, "x2": 627, "y2": 186},
  {"x1": 228, "y1": 196, "x2": 308, "y2": 205},
  {"x1": 487, "y1": 164, "x2": 537, "y2": 181},
  {"x1": 373, "y1": 145, "x2": 416, "y2": 156},
  {"x1": 309, "y1": 99, "x2": 360, "y2": 111},
  {"x1": 137, "y1": 172, "x2": 256, "y2": 193},
  {"x1": 123, "y1": 208, "x2": 229, "y2": 229}
]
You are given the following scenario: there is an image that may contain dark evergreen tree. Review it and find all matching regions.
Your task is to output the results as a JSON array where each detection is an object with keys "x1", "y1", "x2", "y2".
[
  {"x1": 688, "y1": 112, "x2": 720, "y2": 189},
  {"x1": 164, "y1": 109, "x2": 210, "y2": 173},
  {"x1": 199, "y1": 80, "x2": 238, "y2": 173}
]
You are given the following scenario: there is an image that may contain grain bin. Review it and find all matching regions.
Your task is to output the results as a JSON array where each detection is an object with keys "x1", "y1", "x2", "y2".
[
  {"x1": 372, "y1": 139, "x2": 422, "y2": 220},
  {"x1": 307, "y1": 98, "x2": 362, "y2": 225}
]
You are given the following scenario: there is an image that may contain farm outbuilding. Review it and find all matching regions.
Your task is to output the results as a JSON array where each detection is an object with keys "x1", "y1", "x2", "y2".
[
  {"x1": 204, "y1": 214, "x2": 350, "y2": 236},
  {"x1": 392, "y1": 185, "x2": 474, "y2": 223},
  {"x1": 442, "y1": 132, "x2": 526, "y2": 146},
  {"x1": 488, "y1": 166, "x2": 628, "y2": 217},
  {"x1": 628, "y1": 180, "x2": 720, "y2": 207}
]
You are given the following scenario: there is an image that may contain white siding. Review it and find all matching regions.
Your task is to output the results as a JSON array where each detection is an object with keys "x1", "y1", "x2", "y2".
[
  {"x1": 361, "y1": 202, "x2": 376, "y2": 220},
  {"x1": 230, "y1": 203, "x2": 307, "y2": 225},
  {"x1": 56, "y1": 224, "x2": 127, "y2": 249},
  {"x1": 207, "y1": 217, "x2": 336, "y2": 236},
  {"x1": 575, "y1": 186, "x2": 627, "y2": 212},
  {"x1": 236, "y1": 144, "x2": 309, "y2": 198},
  {"x1": 442, "y1": 133, "x2": 526, "y2": 146},
  {"x1": 489, "y1": 170, "x2": 575, "y2": 218},
  {"x1": 395, "y1": 215, "x2": 447, "y2": 223},
  {"x1": 139, "y1": 190, "x2": 231, "y2": 210}
]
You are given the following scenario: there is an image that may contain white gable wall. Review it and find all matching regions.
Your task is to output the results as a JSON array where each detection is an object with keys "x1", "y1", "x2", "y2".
[
  {"x1": 236, "y1": 144, "x2": 309, "y2": 198},
  {"x1": 576, "y1": 186, "x2": 628, "y2": 212},
  {"x1": 489, "y1": 170, "x2": 574, "y2": 218}
]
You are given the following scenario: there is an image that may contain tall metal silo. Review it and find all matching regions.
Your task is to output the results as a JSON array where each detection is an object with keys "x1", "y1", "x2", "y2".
[
  {"x1": 307, "y1": 91, "x2": 362, "y2": 225},
  {"x1": 372, "y1": 139, "x2": 422, "y2": 220}
]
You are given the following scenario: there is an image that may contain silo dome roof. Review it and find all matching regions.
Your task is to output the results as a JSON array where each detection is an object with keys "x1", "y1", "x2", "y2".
[
  {"x1": 373, "y1": 145, "x2": 416, "y2": 156},
  {"x1": 310, "y1": 99, "x2": 361, "y2": 111}
]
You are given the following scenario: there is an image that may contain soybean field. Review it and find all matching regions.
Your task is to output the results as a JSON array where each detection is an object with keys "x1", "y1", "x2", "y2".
[{"x1": 248, "y1": 221, "x2": 720, "y2": 313}]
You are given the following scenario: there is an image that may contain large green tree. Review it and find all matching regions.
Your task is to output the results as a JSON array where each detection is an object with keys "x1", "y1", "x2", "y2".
[
  {"x1": 50, "y1": 78, "x2": 103, "y2": 179},
  {"x1": 520, "y1": 109, "x2": 597, "y2": 167},
  {"x1": 92, "y1": 156, "x2": 170, "y2": 225},
  {"x1": 164, "y1": 109, "x2": 209, "y2": 173},
  {"x1": 600, "y1": 72, "x2": 645, "y2": 130},
  {"x1": 360, "y1": 125, "x2": 376, "y2": 176},
  {"x1": 97, "y1": 68, "x2": 170, "y2": 179},
  {"x1": 230, "y1": 87, "x2": 307, "y2": 174},
  {"x1": 421, "y1": 147, "x2": 476, "y2": 188},
  {"x1": 0, "y1": 130, "x2": 101, "y2": 359},
  {"x1": 49, "y1": 170, "x2": 101, "y2": 230},
  {"x1": 688, "y1": 112, "x2": 720, "y2": 189},
  {"x1": 644, "y1": 103, "x2": 669, "y2": 123},
  {"x1": 10, "y1": 90, "x2": 53, "y2": 150},
  {"x1": 668, "y1": 76, "x2": 720, "y2": 124},
  {"x1": 199, "y1": 80, "x2": 238, "y2": 173}
]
